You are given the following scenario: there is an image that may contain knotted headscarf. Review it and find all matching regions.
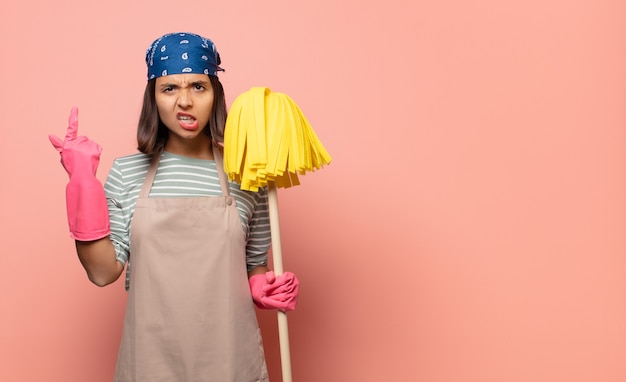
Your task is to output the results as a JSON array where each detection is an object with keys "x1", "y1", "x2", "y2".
[{"x1": 145, "y1": 32, "x2": 224, "y2": 80}]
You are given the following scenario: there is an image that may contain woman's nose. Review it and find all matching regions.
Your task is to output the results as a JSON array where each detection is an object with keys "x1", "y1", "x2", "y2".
[{"x1": 177, "y1": 90, "x2": 192, "y2": 108}]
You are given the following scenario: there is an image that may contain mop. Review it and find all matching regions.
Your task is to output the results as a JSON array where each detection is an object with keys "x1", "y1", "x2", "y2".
[{"x1": 224, "y1": 87, "x2": 331, "y2": 382}]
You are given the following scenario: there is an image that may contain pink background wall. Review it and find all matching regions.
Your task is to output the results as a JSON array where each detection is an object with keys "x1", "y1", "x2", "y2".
[{"x1": 2, "y1": 1, "x2": 626, "y2": 381}]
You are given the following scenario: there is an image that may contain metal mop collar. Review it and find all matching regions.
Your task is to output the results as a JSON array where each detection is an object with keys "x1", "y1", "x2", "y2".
[{"x1": 145, "y1": 32, "x2": 224, "y2": 80}]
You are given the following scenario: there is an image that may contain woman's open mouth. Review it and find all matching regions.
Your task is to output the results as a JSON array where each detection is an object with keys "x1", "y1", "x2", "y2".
[{"x1": 177, "y1": 113, "x2": 199, "y2": 130}]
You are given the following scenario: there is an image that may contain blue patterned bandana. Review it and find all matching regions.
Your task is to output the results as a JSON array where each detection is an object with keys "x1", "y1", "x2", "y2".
[{"x1": 145, "y1": 32, "x2": 224, "y2": 80}]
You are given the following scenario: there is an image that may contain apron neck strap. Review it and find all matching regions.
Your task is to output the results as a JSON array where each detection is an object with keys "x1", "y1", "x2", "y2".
[
  {"x1": 139, "y1": 146, "x2": 231, "y2": 199},
  {"x1": 212, "y1": 144, "x2": 231, "y2": 196},
  {"x1": 139, "y1": 151, "x2": 161, "y2": 199}
]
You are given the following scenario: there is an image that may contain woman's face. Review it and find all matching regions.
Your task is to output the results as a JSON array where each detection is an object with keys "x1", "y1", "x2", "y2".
[{"x1": 155, "y1": 73, "x2": 214, "y2": 149}]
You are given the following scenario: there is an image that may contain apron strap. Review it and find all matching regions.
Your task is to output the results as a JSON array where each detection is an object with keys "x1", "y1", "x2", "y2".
[
  {"x1": 213, "y1": 144, "x2": 231, "y2": 197},
  {"x1": 139, "y1": 151, "x2": 162, "y2": 199},
  {"x1": 139, "y1": 146, "x2": 231, "y2": 199}
]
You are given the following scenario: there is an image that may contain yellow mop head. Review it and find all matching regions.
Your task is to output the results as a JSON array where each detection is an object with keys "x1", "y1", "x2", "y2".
[{"x1": 224, "y1": 87, "x2": 332, "y2": 191}]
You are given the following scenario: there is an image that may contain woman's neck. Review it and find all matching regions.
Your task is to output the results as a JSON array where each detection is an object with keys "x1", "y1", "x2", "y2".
[{"x1": 164, "y1": 136, "x2": 214, "y2": 159}]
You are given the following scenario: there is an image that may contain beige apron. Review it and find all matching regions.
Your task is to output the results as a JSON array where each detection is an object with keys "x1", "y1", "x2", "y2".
[{"x1": 114, "y1": 148, "x2": 269, "y2": 382}]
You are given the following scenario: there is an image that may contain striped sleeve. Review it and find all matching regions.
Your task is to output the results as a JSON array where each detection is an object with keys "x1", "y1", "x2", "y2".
[
  {"x1": 103, "y1": 154, "x2": 151, "y2": 273},
  {"x1": 231, "y1": 186, "x2": 271, "y2": 271},
  {"x1": 104, "y1": 159, "x2": 132, "y2": 267}
]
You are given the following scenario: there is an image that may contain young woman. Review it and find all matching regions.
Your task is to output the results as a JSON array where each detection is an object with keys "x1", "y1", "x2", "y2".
[{"x1": 50, "y1": 32, "x2": 299, "y2": 381}]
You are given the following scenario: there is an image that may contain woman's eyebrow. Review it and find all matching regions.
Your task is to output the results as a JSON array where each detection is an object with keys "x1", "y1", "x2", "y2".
[
  {"x1": 158, "y1": 83, "x2": 179, "y2": 89},
  {"x1": 159, "y1": 80, "x2": 209, "y2": 89},
  {"x1": 191, "y1": 80, "x2": 210, "y2": 86}
]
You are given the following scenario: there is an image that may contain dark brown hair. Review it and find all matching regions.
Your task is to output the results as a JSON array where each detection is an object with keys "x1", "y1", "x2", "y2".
[{"x1": 136, "y1": 75, "x2": 227, "y2": 156}]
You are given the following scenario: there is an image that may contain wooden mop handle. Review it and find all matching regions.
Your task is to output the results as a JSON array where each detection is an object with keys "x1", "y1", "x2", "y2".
[{"x1": 267, "y1": 183, "x2": 293, "y2": 382}]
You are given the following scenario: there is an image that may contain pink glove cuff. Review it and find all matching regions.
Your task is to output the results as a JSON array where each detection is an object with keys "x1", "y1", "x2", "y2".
[{"x1": 66, "y1": 176, "x2": 110, "y2": 241}]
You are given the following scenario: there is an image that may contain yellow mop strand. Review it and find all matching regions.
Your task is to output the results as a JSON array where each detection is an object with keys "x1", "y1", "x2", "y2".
[{"x1": 224, "y1": 87, "x2": 332, "y2": 191}]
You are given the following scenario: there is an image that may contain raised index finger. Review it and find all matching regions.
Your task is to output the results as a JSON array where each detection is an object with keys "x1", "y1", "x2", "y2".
[{"x1": 65, "y1": 107, "x2": 79, "y2": 140}]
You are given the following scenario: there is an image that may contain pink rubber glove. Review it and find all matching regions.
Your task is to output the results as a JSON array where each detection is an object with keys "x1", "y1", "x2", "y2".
[
  {"x1": 49, "y1": 107, "x2": 110, "y2": 241},
  {"x1": 249, "y1": 271, "x2": 300, "y2": 312}
]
